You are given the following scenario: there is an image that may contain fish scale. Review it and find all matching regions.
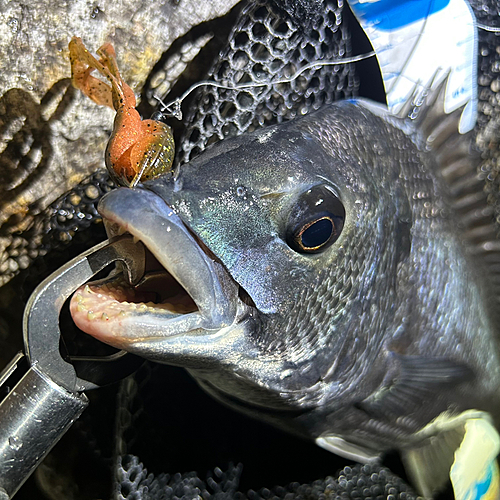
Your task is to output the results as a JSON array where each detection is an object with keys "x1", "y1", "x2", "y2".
[
  {"x1": 62, "y1": 78, "x2": 495, "y2": 500},
  {"x1": 3, "y1": 0, "x2": 500, "y2": 499},
  {"x1": 107, "y1": 2, "x2": 500, "y2": 494}
]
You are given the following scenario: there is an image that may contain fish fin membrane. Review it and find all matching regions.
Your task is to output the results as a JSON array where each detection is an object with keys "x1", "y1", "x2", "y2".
[
  {"x1": 398, "y1": 75, "x2": 500, "y2": 326},
  {"x1": 359, "y1": 355, "x2": 474, "y2": 421}
]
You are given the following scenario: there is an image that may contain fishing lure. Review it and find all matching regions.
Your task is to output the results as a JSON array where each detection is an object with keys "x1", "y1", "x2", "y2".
[{"x1": 68, "y1": 36, "x2": 175, "y2": 187}]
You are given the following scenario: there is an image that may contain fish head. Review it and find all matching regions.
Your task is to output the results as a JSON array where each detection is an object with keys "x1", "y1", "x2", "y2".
[{"x1": 70, "y1": 100, "x2": 424, "y2": 434}]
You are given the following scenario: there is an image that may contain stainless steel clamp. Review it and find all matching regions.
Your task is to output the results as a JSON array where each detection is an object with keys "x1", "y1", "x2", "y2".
[{"x1": 0, "y1": 236, "x2": 145, "y2": 498}]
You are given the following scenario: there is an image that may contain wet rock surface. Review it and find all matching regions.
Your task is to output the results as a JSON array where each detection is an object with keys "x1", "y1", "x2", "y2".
[{"x1": 0, "y1": 0, "x2": 240, "y2": 286}]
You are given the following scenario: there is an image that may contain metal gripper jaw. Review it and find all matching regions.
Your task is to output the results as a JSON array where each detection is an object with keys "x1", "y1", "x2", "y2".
[{"x1": 0, "y1": 236, "x2": 146, "y2": 499}]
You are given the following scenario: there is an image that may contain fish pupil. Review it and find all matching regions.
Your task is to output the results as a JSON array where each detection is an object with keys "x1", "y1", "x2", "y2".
[
  {"x1": 286, "y1": 184, "x2": 345, "y2": 254},
  {"x1": 300, "y1": 218, "x2": 334, "y2": 250}
]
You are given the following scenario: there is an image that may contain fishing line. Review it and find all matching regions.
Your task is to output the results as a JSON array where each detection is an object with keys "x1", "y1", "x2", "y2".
[
  {"x1": 151, "y1": 22, "x2": 500, "y2": 124},
  {"x1": 477, "y1": 23, "x2": 500, "y2": 33},
  {"x1": 154, "y1": 51, "x2": 377, "y2": 120}
]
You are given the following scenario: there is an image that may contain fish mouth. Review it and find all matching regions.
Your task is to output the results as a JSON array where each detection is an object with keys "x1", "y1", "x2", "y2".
[{"x1": 70, "y1": 188, "x2": 247, "y2": 361}]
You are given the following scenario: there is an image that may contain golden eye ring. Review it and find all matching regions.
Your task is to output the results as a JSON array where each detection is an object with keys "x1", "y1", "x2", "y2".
[{"x1": 294, "y1": 216, "x2": 336, "y2": 253}]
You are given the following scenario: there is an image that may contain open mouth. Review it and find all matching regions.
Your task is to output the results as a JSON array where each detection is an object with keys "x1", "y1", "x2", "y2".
[
  {"x1": 71, "y1": 245, "x2": 198, "y2": 333},
  {"x1": 69, "y1": 188, "x2": 241, "y2": 350}
]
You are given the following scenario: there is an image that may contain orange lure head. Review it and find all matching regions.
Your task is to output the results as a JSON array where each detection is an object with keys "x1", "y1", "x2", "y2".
[{"x1": 68, "y1": 36, "x2": 175, "y2": 187}]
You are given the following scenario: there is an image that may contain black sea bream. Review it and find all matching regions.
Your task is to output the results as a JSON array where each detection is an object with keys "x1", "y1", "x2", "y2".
[{"x1": 70, "y1": 83, "x2": 500, "y2": 495}]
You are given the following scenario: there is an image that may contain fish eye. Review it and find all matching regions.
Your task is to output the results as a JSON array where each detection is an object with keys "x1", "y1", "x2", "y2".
[{"x1": 286, "y1": 185, "x2": 345, "y2": 254}]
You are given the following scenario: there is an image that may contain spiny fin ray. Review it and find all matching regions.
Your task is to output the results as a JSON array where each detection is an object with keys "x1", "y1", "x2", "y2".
[{"x1": 398, "y1": 74, "x2": 500, "y2": 322}]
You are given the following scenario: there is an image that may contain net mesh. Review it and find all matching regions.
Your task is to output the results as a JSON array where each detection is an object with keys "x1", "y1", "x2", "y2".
[
  {"x1": 174, "y1": 0, "x2": 356, "y2": 165},
  {"x1": 6, "y1": 0, "x2": 357, "y2": 281},
  {"x1": 116, "y1": 459, "x2": 416, "y2": 500},
  {"x1": 6, "y1": 0, "x2": 500, "y2": 498}
]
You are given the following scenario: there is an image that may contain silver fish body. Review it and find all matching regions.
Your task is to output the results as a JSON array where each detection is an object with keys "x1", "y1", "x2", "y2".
[{"x1": 70, "y1": 96, "x2": 500, "y2": 488}]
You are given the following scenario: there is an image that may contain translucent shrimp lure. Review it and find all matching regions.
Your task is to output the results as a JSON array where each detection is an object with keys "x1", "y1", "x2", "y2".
[{"x1": 69, "y1": 37, "x2": 175, "y2": 187}]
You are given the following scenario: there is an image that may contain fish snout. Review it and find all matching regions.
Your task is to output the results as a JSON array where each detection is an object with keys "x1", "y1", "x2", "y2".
[{"x1": 69, "y1": 187, "x2": 250, "y2": 364}]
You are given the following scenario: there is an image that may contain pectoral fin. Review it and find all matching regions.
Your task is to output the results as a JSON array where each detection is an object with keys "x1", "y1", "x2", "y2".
[
  {"x1": 357, "y1": 355, "x2": 475, "y2": 496},
  {"x1": 359, "y1": 354, "x2": 474, "y2": 420}
]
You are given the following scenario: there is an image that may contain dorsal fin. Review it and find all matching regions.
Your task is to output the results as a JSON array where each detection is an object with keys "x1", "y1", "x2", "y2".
[{"x1": 398, "y1": 76, "x2": 500, "y2": 325}]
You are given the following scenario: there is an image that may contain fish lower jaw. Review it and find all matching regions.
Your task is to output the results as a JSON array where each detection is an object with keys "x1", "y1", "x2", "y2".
[{"x1": 69, "y1": 277, "x2": 207, "y2": 347}]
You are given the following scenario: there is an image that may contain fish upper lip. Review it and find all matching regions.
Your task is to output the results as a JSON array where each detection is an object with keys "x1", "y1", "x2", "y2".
[
  {"x1": 70, "y1": 187, "x2": 242, "y2": 344},
  {"x1": 102, "y1": 187, "x2": 240, "y2": 330}
]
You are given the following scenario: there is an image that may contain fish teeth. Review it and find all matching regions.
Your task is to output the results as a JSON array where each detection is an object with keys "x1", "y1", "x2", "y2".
[
  {"x1": 101, "y1": 312, "x2": 109, "y2": 321},
  {"x1": 84, "y1": 285, "x2": 91, "y2": 294},
  {"x1": 116, "y1": 226, "x2": 126, "y2": 236},
  {"x1": 87, "y1": 311, "x2": 96, "y2": 320},
  {"x1": 76, "y1": 303, "x2": 86, "y2": 312},
  {"x1": 132, "y1": 235, "x2": 141, "y2": 245}
]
